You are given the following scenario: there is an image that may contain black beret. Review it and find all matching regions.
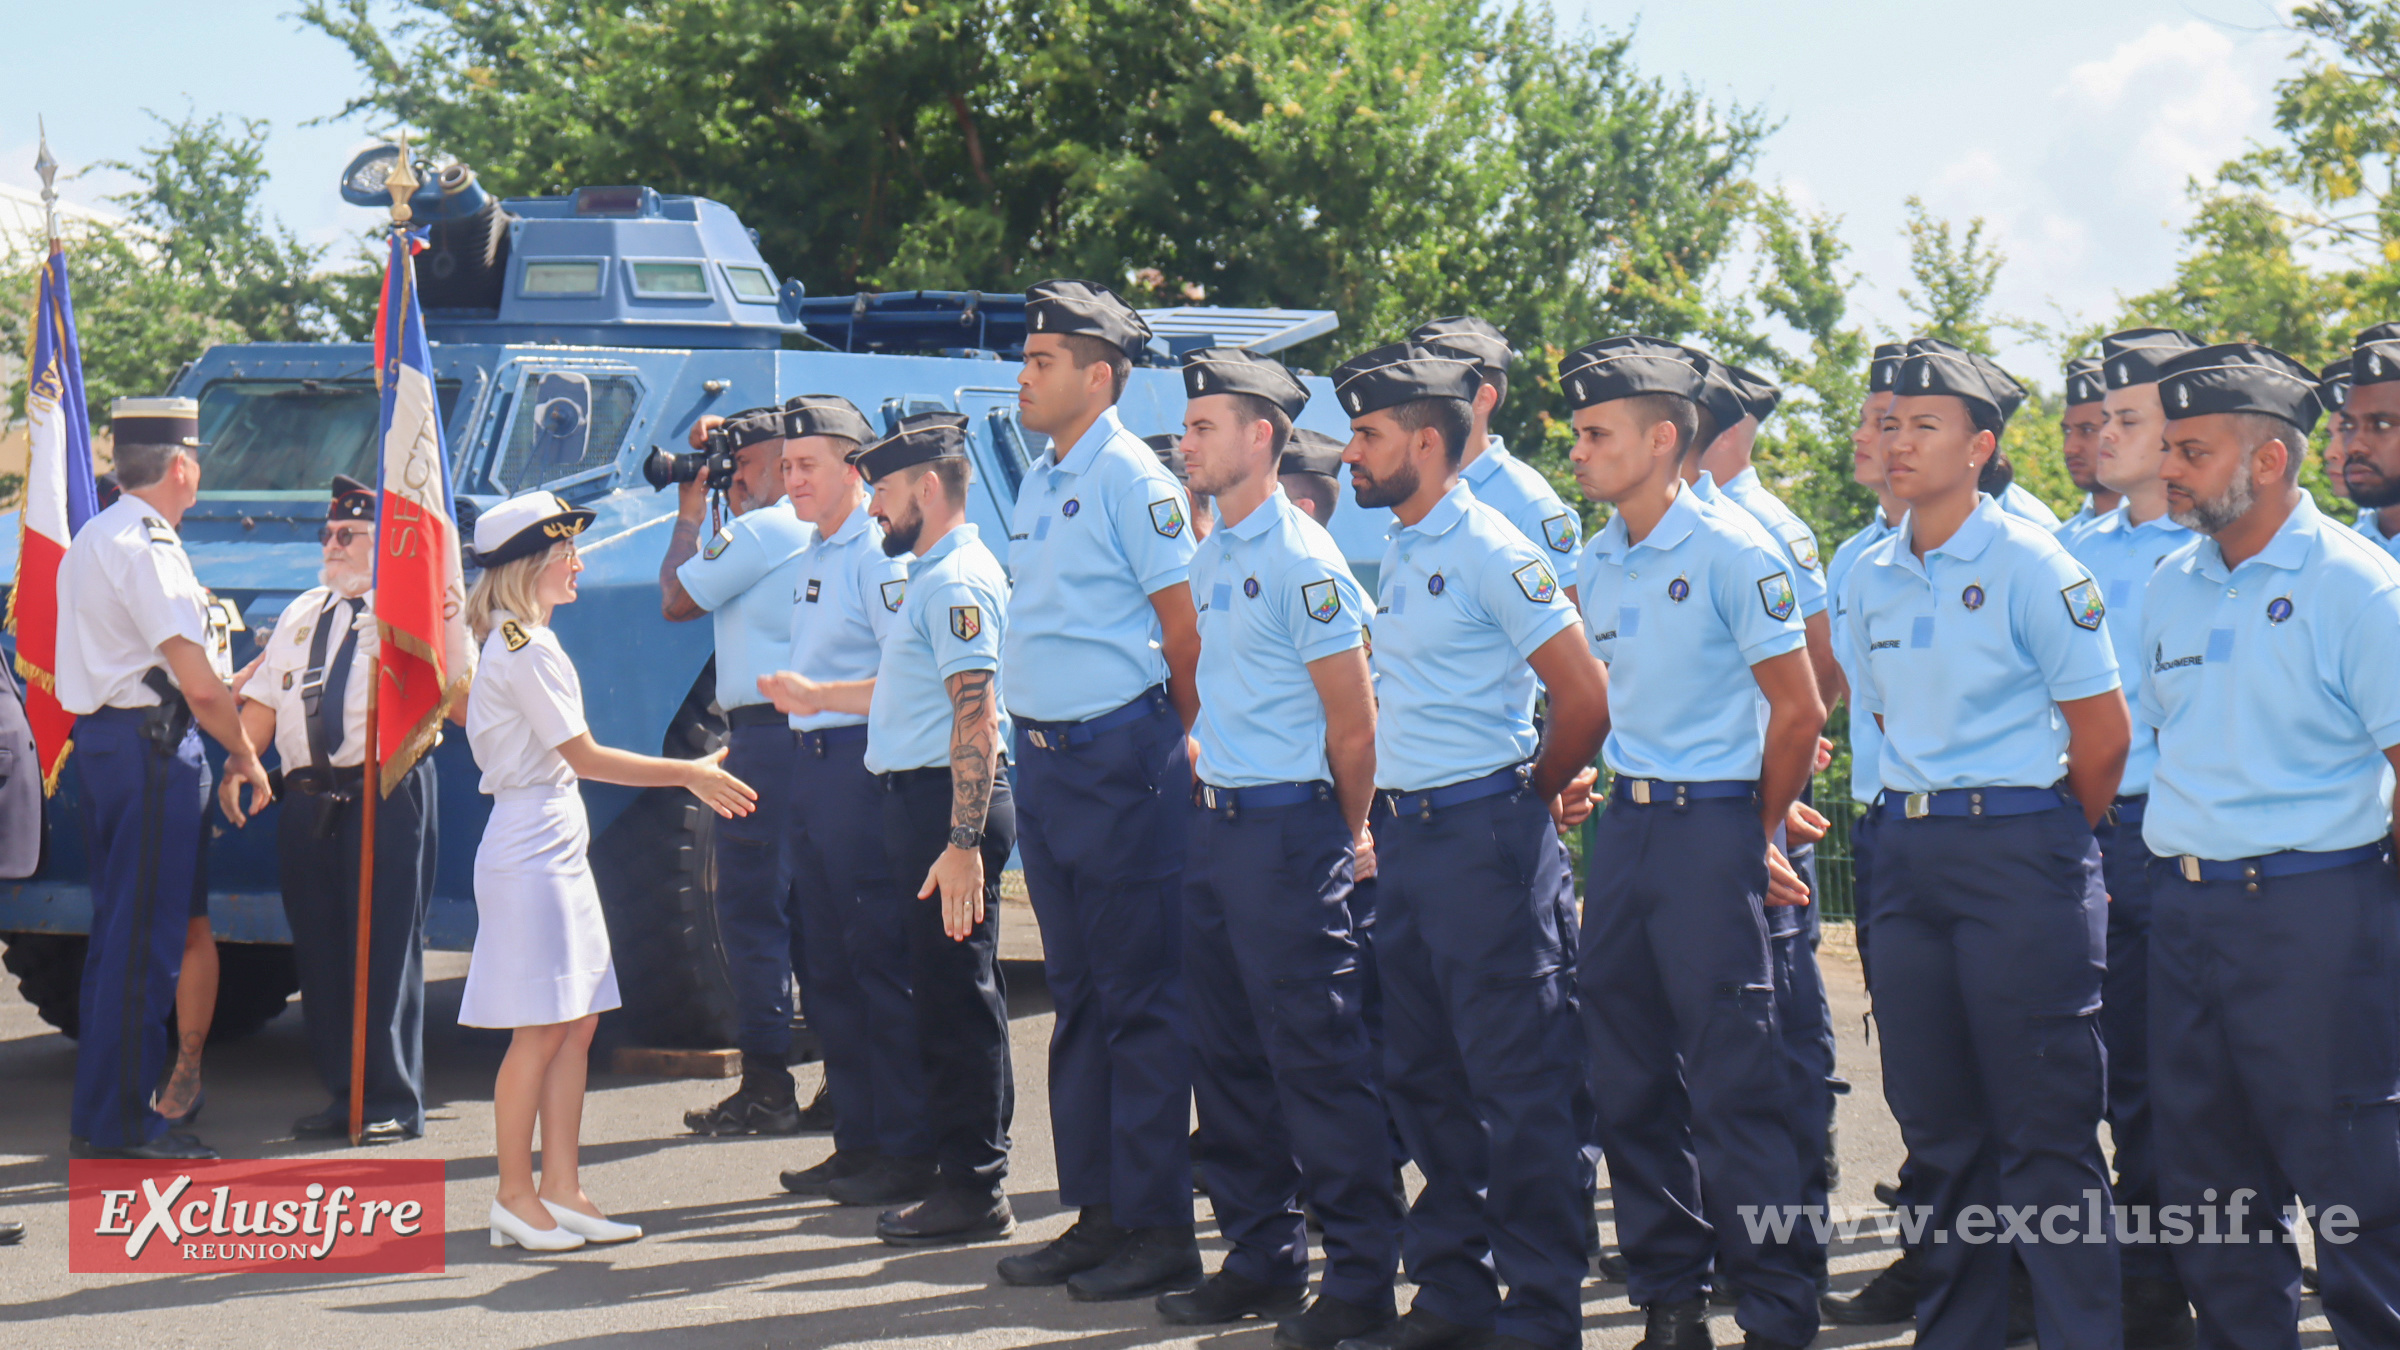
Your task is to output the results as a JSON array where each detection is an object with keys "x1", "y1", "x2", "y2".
[
  {"x1": 1181, "y1": 347, "x2": 1309, "y2": 417},
  {"x1": 330, "y1": 473, "x2": 376, "y2": 522},
  {"x1": 1895, "y1": 338, "x2": 2024, "y2": 431},
  {"x1": 1868, "y1": 342, "x2": 1907, "y2": 394},
  {"x1": 2319, "y1": 356, "x2": 2353, "y2": 411},
  {"x1": 2156, "y1": 342, "x2": 2324, "y2": 433},
  {"x1": 1408, "y1": 316, "x2": 1513, "y2": 378},
  {"x1": 782, "y1": 394, "x2": 875, "y2": 445},
  {"x1": 1279, "y1": 428, "x2": 1346, "y2": 479},
  {"x1": 851, "y1": 410, "x2": 970, "y2": 481},
  {"x1": 1726, "y1": 363, "x2": 1780, "y2": 422},
  {"x1": 2102, "y1": 327, "x2": 2204, "y2": 390},
  {"x1": 1025, "y1": 278, "x2": 1152, "y2": 358},
  {"x1": 2349, "y1": 322, "x2": 2400, "y2": 388},
  {"x1": 1690, "y1": 351, "x2": 1750, "y2": 434},
  {"x1": 1557, "y1": 335, "x2": 1705, "y2": 409},
  {"x1": 2065, "y1": 357, "x2": 2106, "y2": 408},
  {"x1": 720, "y1": 408, "x2": 784, "y2": 451},
  {"x1": 1329, "y1": 342, "x2": 1483, "y2": 417},
  {"x1": 1143, "y1": 433, "x2": 1188, "y2": 484}
]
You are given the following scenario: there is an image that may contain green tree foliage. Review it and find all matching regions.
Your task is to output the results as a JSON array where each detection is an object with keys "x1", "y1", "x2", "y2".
[
  {"x1": 1897, "y1": 196, "x2": 2009, "y2": 358},
  {"x1": 1747, "y1": 196, "x2": 1874, "y2": 543}
]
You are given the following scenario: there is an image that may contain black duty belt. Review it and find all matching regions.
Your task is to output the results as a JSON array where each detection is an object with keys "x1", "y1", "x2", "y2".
[
  {"x1": 2165, "y1": 843, "x2": 2387, "y2": 886},
  {"x1": 1611, "y1": 777, "x2": 1755, "y2": 808},
  {"x1": 1380, "y1": 763, "x2": 1533, "y2": 821},
  {"x1": 1016, "y1": 685, "x2": 1172, "y2": 752},
  {"x1": 1879, "y1": 785, "x2": 2070, "y2": 821},
  {"x1": 1194, "y1": 780, "x2": 1331, "y2": 817}
]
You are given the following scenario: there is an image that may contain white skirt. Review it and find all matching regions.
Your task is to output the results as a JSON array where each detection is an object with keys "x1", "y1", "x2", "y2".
[{"x1": 459, "y1": 784, "x2": 622, "y2": 1029}]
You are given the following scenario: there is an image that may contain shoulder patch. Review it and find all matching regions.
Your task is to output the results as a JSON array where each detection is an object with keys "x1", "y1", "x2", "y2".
[
  {"x1": 1758, "y1": 571, "x2": 1798, "y2": 621},
  {"x1": 2061, "y1": 578, "x2": 2106, "y2": 631},
  {"x1": 1302, "y1": 579, "x2": 1343, "y2": 623},
  {"x1": 501, "y1": 619, "x2": 531, "y2": 652},
  {"x1": 144, "y1": 517, "x2": 176, "y2": 546},
  {"x1": 1512, "y1": 560, "x2": 1560, "y2": 604},
  {"x1": 950, "y1": 605, "x2": 982, "y2": 641},
  {"x1": 880, "y1": 579, "x2": 906, "y2": 613},
  {"x1": 701, "y1": 526, "x2": 735, "y2": 561},
  {"x1": 1149, "y1": 496, "x2": 1187, "y2": 539},
  {"x1": 1540, "y1": 513, "x2": 1579, "y2": 554},
  {"x1": 1780, "y1": 526, "x2": 1821, "y2": 571}
]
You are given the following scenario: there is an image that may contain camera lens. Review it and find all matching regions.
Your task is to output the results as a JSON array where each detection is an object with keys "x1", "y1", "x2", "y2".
[{"x1": 641, "y1": 446, "x2": 694, "y2": 491}]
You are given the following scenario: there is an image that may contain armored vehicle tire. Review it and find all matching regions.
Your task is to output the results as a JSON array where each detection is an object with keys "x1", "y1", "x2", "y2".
[
  {"x1": 2, "y1": 932, "x2": 299, "y2": 1043},
  {"x1": 589, "y1": 664, "x2": 742, "y2": 1049}
]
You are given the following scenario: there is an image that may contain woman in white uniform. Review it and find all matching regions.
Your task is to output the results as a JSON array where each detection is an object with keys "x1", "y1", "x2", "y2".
[{"x1": 461, "y1": 492, "x2": 757, "y2": 1252}]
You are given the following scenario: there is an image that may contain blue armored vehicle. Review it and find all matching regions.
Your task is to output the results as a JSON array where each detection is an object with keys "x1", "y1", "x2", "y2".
[{"x1": 0, "y1": 146, "x2": 1386, "y2": 1047}]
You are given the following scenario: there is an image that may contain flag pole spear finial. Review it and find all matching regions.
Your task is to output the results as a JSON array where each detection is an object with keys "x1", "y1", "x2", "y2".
[
  {"x1": 386, "y1": 133, "x2": 418, "y2": 228},
  {"x1": 35, "y1": 117, "x2": 60, "y2": 249}
]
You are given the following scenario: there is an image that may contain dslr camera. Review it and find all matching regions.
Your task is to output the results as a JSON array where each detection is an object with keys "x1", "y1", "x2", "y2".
[{"x1": 642, "y1": 421, "x2": 739, "y2": 491}]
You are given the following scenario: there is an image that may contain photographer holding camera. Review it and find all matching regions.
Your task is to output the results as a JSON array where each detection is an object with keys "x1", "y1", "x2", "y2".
[{"x1": 657, "y1": 407, "x2": 823, "y2": 1135}]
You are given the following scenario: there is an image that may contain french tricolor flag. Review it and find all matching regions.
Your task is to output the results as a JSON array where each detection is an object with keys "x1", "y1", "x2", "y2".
[{"x1": 6, "y1": 246, "x2": 98, "y2": 793}]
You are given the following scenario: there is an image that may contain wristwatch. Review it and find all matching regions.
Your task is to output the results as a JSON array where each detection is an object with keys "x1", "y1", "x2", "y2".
[{"x1": 947, "y1": 825, "x2": 983, "y2": 851}]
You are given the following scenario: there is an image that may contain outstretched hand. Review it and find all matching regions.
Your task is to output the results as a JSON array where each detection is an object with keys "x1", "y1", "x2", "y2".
[{"x1": 685, "y1": 746, "x2": 758, "y2": 818}]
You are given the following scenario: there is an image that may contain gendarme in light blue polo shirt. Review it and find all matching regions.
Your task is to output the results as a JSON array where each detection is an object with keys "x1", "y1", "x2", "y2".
[
  {"x1": 2361, "y1": 508, "x2": 2400, "y2": 565},
  {"x1": 1828, "y1": 508, "x2": 1900, "y2": 805},
  {"x1": 1718, "y1": 465, "x2": 1829, "y2": 620},
  {"x1": 785, "y1": 494, "x2": 907, "y2": 731},
  {"x1": 1002, "y1": 404, "x2": 1198, "y2": 722},
  {"x1": 1842, "y1": 494, "x2": 2121, "y2": 793},
  {"x1": 1371, "y1": 481, "x2": 1579, "y2": 791},
  {"x1": 677, "y1": 504, "x2": 813, "y2": 710},
  {"x1": 866, "y1": 523, "x2": 1012, "y2": 775},
  {"x1": 1191, "y1": 488, "x2": 1369, "y2": 788},
  {"x1": 2062, "y1": 504, "x2": 2191, "y2": 797},
  {"x1": 1577, "y1": 482, "x2": 1806, "y2": 782},
  {"x1": 2138, "y1": 495, "x2": 2400, "y2": 860},
  {"x1": 1465, "y1": 435, "x2": 1582, "y2": 559}
]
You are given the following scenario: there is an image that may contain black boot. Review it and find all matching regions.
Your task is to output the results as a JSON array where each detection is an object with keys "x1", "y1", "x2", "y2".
[
  {"x1": 1634, "y1": 1296, "x2": 1712, "y2": 1350},
  {"x1": 824, "y1": 1153, "x2": 938, "y2": 1207},
  {"x1": 1332, "y1": 1308, "x2": 1483, "y2": 1350},
  {"x1": 995, "y1": 1205, "x2": 1128, "y2": 1286},
  {"x1": 1594, "y1": 1246, "x2": 1630, "y2": 1282},
  {"x1": 1157, "y1": 1270, "x2": 1310, "y2": 1325},
  {"x1": 1276, "y1": 1294, "x2": 1396, "y2": 1350},
  {"x1": 1821, "y1": 1247, "x2": 1918, "y2": 1325},
  {"x1": 1067, "y1": 1224, "x2": 1203, "y2": 1301},
  {"x1": 877, "y1": 1187, "x2": 1014, "y2": 1247},
  {"x1": 796, "y1": 1078, "x2": 837, "y2": 1131},
  {"x1": 779, "y1": 1149, "x2": 881, "y2": 1196},
  {"x1": 683, "y1": 1054, "x2": 800, "y2": 1136},
  {"x1": 2124, "y1": 1275, "x2": 2196, "y2": 1350}
]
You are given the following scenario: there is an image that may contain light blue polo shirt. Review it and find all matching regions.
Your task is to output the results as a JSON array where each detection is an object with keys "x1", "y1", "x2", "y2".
[
  {"x1": 1998, "y1": 482, "x2": 2063, "y2": 530},
  {"x1": 2359, "y1": 509, "x2": 2400, "y2": 565},
  {"x1": 1002, "y1": 404, "x2": 1197, "y2": 722},
  {"x1": 2138, "y1": 496, "x2": 2400, "y2": 860},
  {"x1": 1828, "y1": 509, "x2": 1901, "y2": 805},
  {"x1": 866, "y1": 523, "x2": 1012, "y2": 774},
  {"x1": 2054, "y1": 495, "x2": 2104, "y2": 548},
  {"x1": 1718, "y1": 466, "x2": 1829, "y2": 620},
  {"x1": 1191, "y1": 488, "x2": 1369, "y2": 788},
  {"x1": 1465, "y1": 435, "x2": 1582, "y2": 560},
  {"x1": 1577, "y1": 483, "x2": 1807, "y2": 782},
  {"x1": 2064, "y1": 505, "x2": 2192, "y2": 797},
  {"x1": 785, "y1": 495, "x2": 907, "y2": 731},
  {"x1": 677, "y1": 505, "x2": 813, "y2": 710},
  {"x1": 1842, "y1": 494, "x2": 2121, "y2": 794},
  {"x1": 1371, "y1": 481, "x2": 1580, "y2": 791}
]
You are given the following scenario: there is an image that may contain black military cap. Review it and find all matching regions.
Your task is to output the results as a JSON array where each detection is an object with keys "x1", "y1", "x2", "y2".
[
  {"x1": 1408, "y1": 316, "x2": 1513, "y2": 379},
  {"x1": 2349, "y1": 322, "x2": 2400, "y2": 388},
  {"x1": 1279, "y1": 428, "x2": 1346, "y2": 479},
  {"x1": 110, "y1": 396, "x2": 200, "y2": 450},
  {"x1": 1143, "y1": 433, "x2": 1189, "y2": 484},
  {"x1": 2102, "y1": 327, "x2": 2205, "y2": 390},
  {"x1": 782, "y1": 394, "x2": 876, "y2": 445},
  {"x1": 2319, "y1": 356, "x2": 2353, "y2": 412},
  {"x1": 720, "y1": 407, "x2": 784, "y2": 451},
  {"x1": 1689, "y1": 351, "x2": 1751, "y2": 435},
  {"x1": 1894, "y1": 338, "x2": 2024, "y2": 432},
  {"x1": 1329, "y1": 343, "x2": 1483, "y2": 418},
  {"x1": 2156, "y1": 342, "x2": 2324, "y2": 433},
  {"x1": 330, "y1": 473, "x2": 376, "y2": 522},
  {"x1": 1181, "y1": 347, "x2": 1309, "y2": 417},
  {"x1": 1557, "y1": 335, "x2": 1706, "y2": 408},
  {"x1": 850, "y1": 410, "x2": 970, "y2": 481},
  {"x1": 1868, "y1": 342, "x2": 1907, "y2": 394},
  {"x1": 2065, "y1": 357, "x2": 2106, "y2": 408},
  {"x1": 1025, "y1": 278, "x2": 1153, "y2": 358},
  {"x1": 1727, "y1": 363, "x2": 1781, "y2": 423}
]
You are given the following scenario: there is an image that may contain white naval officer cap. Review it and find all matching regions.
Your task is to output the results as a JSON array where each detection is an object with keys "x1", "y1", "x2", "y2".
[{"x1": 472, "y1": 489, "x2": 595, "y2": 567}]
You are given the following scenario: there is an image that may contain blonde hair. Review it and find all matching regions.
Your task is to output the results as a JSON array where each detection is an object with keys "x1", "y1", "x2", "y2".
[{"x1": 466, "y1": 542, "x2": 566, "y2": 642}]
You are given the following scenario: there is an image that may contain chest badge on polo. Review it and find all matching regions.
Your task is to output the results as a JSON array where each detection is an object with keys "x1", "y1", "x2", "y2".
[
  {"x1": 702, "y1": 526, "x2": 734, "y2": 560},
  {"x1": 502, "y1": 619, "x2": 531, "y2": 652},
  {"x1": 1758, "y1": 571, "x2": 1797, "y2": 621},
  {"x1": 1303, "y1": 579, "x2": 1342, "y2": 623},
  {"x1": 1427, "y1": 573, "x2": 1447, "y2": 596},
  {"x1": 1242, "y1": 577, "x2": 1261, "y2": 599},
  {"x1": 1667, "y1": 576, "x2": 1690, "y2": 603},
  {"x1": 2267, "y1": 596, "x2": 2294, "y2": 624},
  {"x1": 1148, "y1": 497, "x2": 1185, "y2": 538},
  {"x1": 805, "y1": 579, "x2": 823, "y2": 603},
  {"x1": 1541, "y1": 514, "x2": 1578, "y2": 553},
  {"x1": 1062, "y1": 498, "x2": 1081, "y2": 518},
  {"x1": 1512, "y1": 561, "x2": 1558, "y2": 603},
  {"x1": 950, "y1": 605, "x2": 982, "y2": 641},
  {"x1": 1961, "y1": 583, "x2": 1986, "y2": 611},
  {"x1": 2061, "y1": 579, "x2": 2106, "y2": 631},
  {"x1": 881, "y1": 580, "x2": 906, "y2": 612}
]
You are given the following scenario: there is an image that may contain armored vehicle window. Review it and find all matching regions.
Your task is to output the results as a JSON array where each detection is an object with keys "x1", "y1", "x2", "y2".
[
  {"x1": 722, "y1": 265, "x2": 775, "y2": 301},
  {"x1": 631, "y1": 262, "x2": 708, "y2": 297},
  {"x1": 523, "y1": 260, "x2": 604, "y2": 296},
  {"x1": 194, "y1": 379, "x2": 465, "y2": 494},
  {"x1": 492, "y1": 372, "x2": 642, "y2": 491}
]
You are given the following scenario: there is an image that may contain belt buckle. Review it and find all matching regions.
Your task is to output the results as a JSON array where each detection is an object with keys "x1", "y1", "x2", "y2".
[
  {"x1": 2180, "y1": 856, "x2": 2203, "y2": 883},
  {"x1": 1201, "y1": 785, "x2": 1222, "y2": 810},
  {"x1": 1629, "y1": 779, "x2": 1652, "y2": 806},
  {"x1": 1904, "y1": 792, "x2": 1931, "y2": 820},
  {"x1": 1028, "y1": 729, "x2": 1050, "y2": 751}
]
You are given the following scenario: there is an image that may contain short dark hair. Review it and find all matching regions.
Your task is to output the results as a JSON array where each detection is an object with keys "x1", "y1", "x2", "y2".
[
  {"x1": 113, "y1": 441, "x2": 190, "y2": 490},
  {"x1": 1978, "y1": 449, "x2": 2016, "y2": 496},
  {"x1": 1279, "y1": 471, "x2": 1339, "y2": 523},
  {"x1": 1227, "y1": 393, "x2": 1294, "y2": 456},
  {"x1": 1060, "y1": 333, "x2": 1132, "y2": 402},
  {"x1": 1619, "y1": 393, "x2": 1697, "y2": 460},
  {"x1": 1483, "y1": 369, "x2": 1509, "y2": 411},
  {"x1": 1690, "y1": 404, "x2": 1722, "y2": 462},
  {"x1": 2232, "y1": 413, "x2": 2308, "y2": 482},
  {"x1": 1387, "y1": 396, "x2": 1474, "y2": 465},
  {"x1": 929, "y1": 455, "x2": 972, "y2": 507}
]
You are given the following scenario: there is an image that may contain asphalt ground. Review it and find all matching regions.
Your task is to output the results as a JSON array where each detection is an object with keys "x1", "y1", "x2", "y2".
[{"x1": 0, "y1": 908, "x2": 2338, "y2": 1348}]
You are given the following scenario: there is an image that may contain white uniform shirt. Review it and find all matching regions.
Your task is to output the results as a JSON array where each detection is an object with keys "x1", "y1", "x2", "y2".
[
  {"x1": 54, "y1": 495, "x2": 222, "y2": 713},
  {"x1": 244, "y1": 586, "x2": 378, "y2": 770},
  {"x1": 466, "y1": 612, "x2": 588, "y2": 794}
]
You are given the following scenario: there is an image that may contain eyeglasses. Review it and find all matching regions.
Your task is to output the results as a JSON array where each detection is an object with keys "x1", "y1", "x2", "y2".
[{"x1": 318, "y1": 525, "x2": 372, "y2": 548}]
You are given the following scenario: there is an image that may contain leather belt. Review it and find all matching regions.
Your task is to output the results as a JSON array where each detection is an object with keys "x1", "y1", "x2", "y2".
[
  {"x1": 1380, "y1": 763, "x2": 1533, "y2": 821},
  {"x1": 1016, "y1": 685, "x2": 1171, "y2": 752},
  {"x1": 1612, "y1": 777, "x2": 1755, "y2": 808},
  {"x1": 1194, "y1": 780, "x2": 1330, "y2": 817},
  {"x1": 1880, "y1": 785, "x2": 2069, "y2": 821},
  {"x1": 2167, "y1": 843, "x2": 2387, "y2": 885},
  {"x1": 725, "y1": 704, "x2": 790, "y2": 730},
  {"x1": 798, "y1": 723, "x2": 869, "y2": 756},
  {"x1": 281, "y1": 765, "x2": 364, "y2": 797}
]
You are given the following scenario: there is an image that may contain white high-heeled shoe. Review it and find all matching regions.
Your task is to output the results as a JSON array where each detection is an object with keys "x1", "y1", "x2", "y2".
[
  {"x1": 541, "y1": 1197, "x2": 643, "y2": 1243},
  {"x1": 489, "y1": 1200, "x2": 585, "y2": 1251}
]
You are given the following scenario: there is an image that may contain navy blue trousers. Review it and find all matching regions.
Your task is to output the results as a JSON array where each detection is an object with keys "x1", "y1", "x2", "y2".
[
  {"x1": 2150, "y1": 854, "x2": 2400, "y2": 1350},
  {"x1": 1185, "y1": 793, "x2": 1401, "y2": 1307},
  {"x1": 1583, "y1": 794, "x2": 1819, "y2": 1346},
  {"x1": 71, "y1": 711, "x2": 208, "y2": 1148},
  {"x1": 1868, "y1": 804, "x2": 2117, "y2": 1350},
  {"x1": 718, "y1": 721, "x2": 803, "y2": 1062},
  {"x1": 2094, "y1": 809, "x2": 2168, "y2": 1281},
  {"x1": 278, "y1": 756, "x2": 435, "y2": 1129},
  {"x1": 881, "y1": 766, "x2": 1016, "y2": 1194},
  {"x1": 1012, "y1": 692, "x2": 1193, "y2": 1229},
  {"x1": 791, "y1": 725, "x2": 928, "y2": 1157},
  {"x1": 1374, "y1": 786, "x2": 1585, "y2": 1350}
]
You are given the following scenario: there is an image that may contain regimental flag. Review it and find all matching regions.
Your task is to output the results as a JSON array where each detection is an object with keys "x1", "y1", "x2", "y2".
[
  {"x1": 369, "y1": 227, "x2": 474, "y2": 793},
  {"x1": 6, "y1": 247, "x2": 99, "y2": 794}
]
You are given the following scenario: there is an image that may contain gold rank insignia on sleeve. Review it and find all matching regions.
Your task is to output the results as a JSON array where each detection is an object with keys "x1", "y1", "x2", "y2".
[{"x1": 502, "y1": 619, "x2": 531, "y2": 652}]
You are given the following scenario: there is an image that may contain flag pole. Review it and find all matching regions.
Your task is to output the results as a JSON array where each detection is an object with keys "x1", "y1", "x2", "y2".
[
  {"x1": 36, "y1": 118, "x2": 59, "y2": 250},
  {"x1": 351, "y1": 140, "x2": 418, "y2": 1148}
]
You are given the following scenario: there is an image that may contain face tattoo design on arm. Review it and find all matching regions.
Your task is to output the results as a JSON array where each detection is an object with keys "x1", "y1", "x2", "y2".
[{"x1": 948, "y1": 667, "x2": 998, "y2": 834}]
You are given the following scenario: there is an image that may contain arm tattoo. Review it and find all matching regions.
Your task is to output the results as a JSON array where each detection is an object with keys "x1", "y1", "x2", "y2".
[{"x1": 947, "y1": 669, "x2": 996, "y2": 834}]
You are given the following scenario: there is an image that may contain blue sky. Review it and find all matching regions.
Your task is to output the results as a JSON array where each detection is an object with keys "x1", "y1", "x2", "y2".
[{"x1": 2, "y1": 0, "x2": 2310, "y2": 383}]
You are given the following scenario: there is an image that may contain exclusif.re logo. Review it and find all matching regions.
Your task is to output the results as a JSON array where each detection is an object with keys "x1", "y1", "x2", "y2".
[{"x1": 70, "y1": 1159, "x2": 446, "y2": 1274}]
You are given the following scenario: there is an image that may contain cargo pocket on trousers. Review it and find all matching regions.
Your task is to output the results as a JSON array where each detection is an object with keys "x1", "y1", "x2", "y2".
[
  {"x1": 1698, "y1": 982, "x2": 1791, "y2": 1113},
  {"x1": 1267, "y1": 968, "x2": 1370, "y2": 1071}
]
